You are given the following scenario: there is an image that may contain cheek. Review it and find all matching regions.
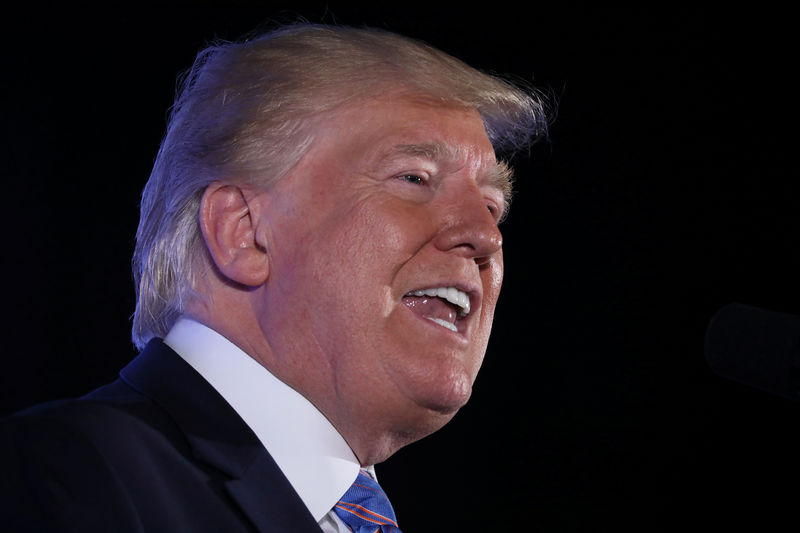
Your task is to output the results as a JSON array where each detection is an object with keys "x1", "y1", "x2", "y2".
[
  {"x1": 302, "y1": 203, "x2": 413, "y2": 321},
  {"x1": 333, "y1": 198, "x2": 433, "y2": 271}
]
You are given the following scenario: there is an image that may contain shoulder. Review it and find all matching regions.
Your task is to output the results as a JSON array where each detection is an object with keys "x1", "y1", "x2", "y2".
[
  {"x1": 4, "y1": 379, "x2": 183, "y2": 452},
  {"x1": 0, "y1": 382, "x2": 191, "y2": 532}
]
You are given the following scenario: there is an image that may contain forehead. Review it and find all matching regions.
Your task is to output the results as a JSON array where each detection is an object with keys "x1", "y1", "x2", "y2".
[{"x1": 314, "y1": 95, "x2": 506, "y2": 186}]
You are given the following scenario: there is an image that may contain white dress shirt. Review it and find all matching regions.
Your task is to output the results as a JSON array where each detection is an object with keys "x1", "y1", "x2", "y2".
[{"x1": 164, "y1": 318, "x2": 360, "y2": 532}]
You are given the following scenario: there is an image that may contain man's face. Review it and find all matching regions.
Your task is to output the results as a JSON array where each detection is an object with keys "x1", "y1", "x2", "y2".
[{"x1": 255, "y1": 94, "x2": 507, "y2": 452}]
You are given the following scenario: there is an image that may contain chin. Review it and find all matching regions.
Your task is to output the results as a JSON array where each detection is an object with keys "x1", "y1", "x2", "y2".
[
  {"x1": 385, "y1": 351, "x2": 477, "y2": 421},
  {"x1": 418, "y1": 371, "x2": 473, "y2": 414},
  {"x1": 353, "y1": 372, "x2": 475, "y2": 466},
  {"x1": 396, "y1": 371, "x2": 474, "y2": 445}
]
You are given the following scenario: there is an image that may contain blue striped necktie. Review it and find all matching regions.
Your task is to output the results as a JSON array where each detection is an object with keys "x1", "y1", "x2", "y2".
[{"x1": 334, "y1": 469, "x2": 401, "y2": 532}]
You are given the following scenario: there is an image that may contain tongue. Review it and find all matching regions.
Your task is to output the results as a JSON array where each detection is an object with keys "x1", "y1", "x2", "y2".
[{"x1": 402, "y1": 296, "x2": 457, "y2": 324}]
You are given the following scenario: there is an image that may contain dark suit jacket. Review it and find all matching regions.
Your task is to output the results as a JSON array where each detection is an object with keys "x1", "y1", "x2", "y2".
[{"x1": 1, "y1": 339, "x2": 323, "y2": 533}]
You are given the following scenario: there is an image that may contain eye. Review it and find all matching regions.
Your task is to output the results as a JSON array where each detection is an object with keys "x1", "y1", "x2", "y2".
[
  {"x1": 487, "y1": 201, "x2": 506, "y2": 223},
  {"x1": 399, "y1": 174, "x2": 426, "y2": 185}
]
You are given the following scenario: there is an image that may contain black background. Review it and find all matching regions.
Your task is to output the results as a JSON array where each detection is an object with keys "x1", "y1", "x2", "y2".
[{"x1": 2, "y1": 3, "x2": 798, "y2": 531}]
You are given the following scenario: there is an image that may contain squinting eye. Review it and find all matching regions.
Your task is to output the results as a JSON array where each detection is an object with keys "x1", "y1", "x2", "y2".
[
  {"x1": 400, "y1": 174, "x2": 425, "y2": 185},
  {"x1": 487, "y1": 204, "x2": 504, "y2": 223}
]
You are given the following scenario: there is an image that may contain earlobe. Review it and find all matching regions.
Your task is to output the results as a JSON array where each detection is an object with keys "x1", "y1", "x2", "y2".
[{"x1": 199, "y1": 182, "x2": 270, "y2": 287}]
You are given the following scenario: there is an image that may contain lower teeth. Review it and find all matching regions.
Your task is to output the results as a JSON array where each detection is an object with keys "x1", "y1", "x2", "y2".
[{"x1": 426, "y1": 317, "x2": 457, "y2": 332}]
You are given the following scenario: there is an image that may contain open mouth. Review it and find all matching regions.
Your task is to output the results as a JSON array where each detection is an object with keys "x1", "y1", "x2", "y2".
[{"x1": 402, "y1": 286, "x2": 471, "y2": 333}]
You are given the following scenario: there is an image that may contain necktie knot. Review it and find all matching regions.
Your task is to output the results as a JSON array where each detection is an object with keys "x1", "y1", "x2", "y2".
[{"x1": 334, "y1": 469, "x2": 401, "y2": 533}]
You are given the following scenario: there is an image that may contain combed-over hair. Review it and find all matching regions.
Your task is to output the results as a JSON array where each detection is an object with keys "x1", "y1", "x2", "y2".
[{"x1": 132, "y1": 23, "x2": 548, "y2": 349}]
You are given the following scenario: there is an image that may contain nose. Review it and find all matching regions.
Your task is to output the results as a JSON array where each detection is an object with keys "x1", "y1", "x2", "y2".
[{"x1": 433, "y1": 183, "x2": 503, "y2": 265}]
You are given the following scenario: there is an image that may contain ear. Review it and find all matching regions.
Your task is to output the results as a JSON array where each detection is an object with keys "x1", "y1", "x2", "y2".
[{"x1": 199, "y1": 182, "x2": 270, "y2": 287}]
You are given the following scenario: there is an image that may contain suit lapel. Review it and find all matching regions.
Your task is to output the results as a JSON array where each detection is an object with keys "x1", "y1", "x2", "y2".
[{"x1": 120, "y1": 339, "x2": 322, "y2": 533}]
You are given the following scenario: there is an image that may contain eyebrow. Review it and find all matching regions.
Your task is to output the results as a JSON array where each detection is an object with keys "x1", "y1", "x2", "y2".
[{"x1": 392, "y1": 143, "x2": 514, "y2": 204}]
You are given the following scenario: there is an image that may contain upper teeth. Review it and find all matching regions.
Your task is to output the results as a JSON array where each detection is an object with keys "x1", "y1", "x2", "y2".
[{"x1": 408, "y1": 287, "x2": 471, "y2": 316}]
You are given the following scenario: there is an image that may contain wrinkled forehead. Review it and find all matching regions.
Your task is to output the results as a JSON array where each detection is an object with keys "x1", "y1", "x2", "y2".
[
  {"x1": 300, "y1": 92, "x2": 512, "y2": 197},
  {"x1": 356, "y1": 95, "x2": 499, "y2": 157}
]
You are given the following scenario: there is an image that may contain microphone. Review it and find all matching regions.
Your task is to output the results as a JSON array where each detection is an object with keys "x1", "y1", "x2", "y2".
[{"x1": 705, "y1": 303, "x2": 800, "y2": 401}]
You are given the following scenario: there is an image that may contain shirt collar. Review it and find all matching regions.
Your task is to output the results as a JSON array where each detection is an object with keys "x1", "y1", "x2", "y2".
[{"x1": 164, "y1": 317, "x2": 360, "y2": 521}]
